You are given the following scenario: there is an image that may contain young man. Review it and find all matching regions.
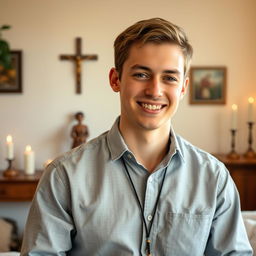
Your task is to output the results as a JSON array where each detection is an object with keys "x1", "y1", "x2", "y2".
[{"x1": 21, "y1": 18, "x2": 252, "y2": 255}]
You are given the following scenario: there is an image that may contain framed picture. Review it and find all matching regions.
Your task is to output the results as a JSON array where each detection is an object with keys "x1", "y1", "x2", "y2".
[
  {"x1": 0, "y1": 50, "x2": 22, "y2": 93},
  {"x1": 189, "y1": 66, "x2": 226, "y2": 104}
]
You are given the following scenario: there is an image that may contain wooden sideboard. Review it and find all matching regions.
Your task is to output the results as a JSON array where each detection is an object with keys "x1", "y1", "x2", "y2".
[
  {"x1": 0, "y1": 171, "x2": 43, "y2": 202},
  {"x1": 215, "y1": 155, "x2": 256, "y2": 211},
  {"x1": 1, "y1": 157, "x2": 256, "y2": 210}
]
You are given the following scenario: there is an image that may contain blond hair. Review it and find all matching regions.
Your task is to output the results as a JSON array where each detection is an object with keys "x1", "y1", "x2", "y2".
[{"x1": 114, "y1": 18, "x2": 193, "y2": 78}]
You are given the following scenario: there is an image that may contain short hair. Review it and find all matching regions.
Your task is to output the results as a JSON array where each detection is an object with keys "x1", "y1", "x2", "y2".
[{"x1": 114, "y1": 17, "x2": 193, "y2": 79}]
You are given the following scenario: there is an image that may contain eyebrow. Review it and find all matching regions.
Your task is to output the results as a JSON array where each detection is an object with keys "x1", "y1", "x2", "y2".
[{"x1": 130, "y1": 64, "x2": 181, "y2": 76}]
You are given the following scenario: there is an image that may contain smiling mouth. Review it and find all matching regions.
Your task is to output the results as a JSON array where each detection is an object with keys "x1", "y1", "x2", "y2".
[{"x1": 138, "y1": 102, "x2": 166, "y2": 111}]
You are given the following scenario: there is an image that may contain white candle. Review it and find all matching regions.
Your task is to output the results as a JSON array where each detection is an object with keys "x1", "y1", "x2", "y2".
[
  {"x1": 6, "y1": 135, "x2": 14, "y2": 159},
  {"x1": 24, "y1": 145, "x2": 35, "y2": 175},
  {"x1": 231, "y1": 104, "x2": 238, "y2": 130},
  {"x1": 248, "y1": 97, "x2": 254, "y2": 122}
]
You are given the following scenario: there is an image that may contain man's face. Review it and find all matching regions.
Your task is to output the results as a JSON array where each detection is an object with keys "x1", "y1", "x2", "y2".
[{"x1": 109, "y1": 43, "x2": 188, "y2": 133}]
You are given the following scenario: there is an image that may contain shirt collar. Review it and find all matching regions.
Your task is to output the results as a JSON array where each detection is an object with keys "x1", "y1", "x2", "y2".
[
  {"x1": 168, "y1": 125, "x2": 185, "y2": 163},
  {"x1": 107, "y1": 117, "x2": 128, "y2": 161},
  {"x1": 107, "y1": 117, "x2": 185, "y2": 163}
]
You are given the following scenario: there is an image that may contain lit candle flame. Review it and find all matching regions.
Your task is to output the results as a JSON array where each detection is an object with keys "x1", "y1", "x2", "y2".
[
  {"x1": 248, "y1": 97, "x2": 254, "y2": 104},
  {"x1": 6, "y1": 135, "x2": 13, "y2": 143},
  {"x1": 232, "y1": 104, "x2": 238, "y2": 111},
  {"x1": 25, "y1": 145, "x2": 32, "y2": 152}
]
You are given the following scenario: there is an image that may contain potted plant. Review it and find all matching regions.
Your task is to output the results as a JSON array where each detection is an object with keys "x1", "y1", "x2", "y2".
[
  {"x1": 0, "y1": 25, "x2": 12, "y2": 69},
  {"x1": 0, "y1": 25, "x2": 16, "y2": 86}
]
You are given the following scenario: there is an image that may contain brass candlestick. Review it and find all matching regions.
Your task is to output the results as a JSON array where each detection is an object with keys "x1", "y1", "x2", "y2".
[
  {"x1": 3, "y1": 158, "x2": 19, "y2": 177},
  {"x1": 227, "y1": 129, "x2": 240, "y2": 159},
  {"x1": 244, "y1": 122, "x2": 256, "y2": 158}
]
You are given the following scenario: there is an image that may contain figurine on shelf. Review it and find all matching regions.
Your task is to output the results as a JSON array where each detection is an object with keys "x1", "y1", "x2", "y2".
[{"x1": 71, "y1": 112, "x2": 89, "y2": 148}]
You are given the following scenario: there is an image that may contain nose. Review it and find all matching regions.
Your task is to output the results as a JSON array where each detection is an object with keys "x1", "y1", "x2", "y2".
[{"x1": 145, "y1": 77, "x2": 163, "y2": 98}]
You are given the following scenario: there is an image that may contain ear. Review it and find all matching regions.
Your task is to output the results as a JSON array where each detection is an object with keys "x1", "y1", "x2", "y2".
[
  {"x1": 180, "y1": 77, "x2": 189, "y2": 100},
  {"x1": 109, "y1": 68, "x2": 120, "y2": 92}
]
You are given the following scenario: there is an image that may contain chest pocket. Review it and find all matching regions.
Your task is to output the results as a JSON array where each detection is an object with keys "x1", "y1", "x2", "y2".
[{"x1": 155, "y1": 211, "x2": 212, "y2": 256}]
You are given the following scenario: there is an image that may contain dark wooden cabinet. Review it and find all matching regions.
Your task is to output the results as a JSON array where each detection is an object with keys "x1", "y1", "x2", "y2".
[
  {"x1": 1, "y1": 158, "x2": 256, "y2": 210},
  {"x1": 0, "y1": 171, "x2": 43, "y2": 202},
  {"x1": 215, "y1": 155, "x2": 256, "y2": 211}
]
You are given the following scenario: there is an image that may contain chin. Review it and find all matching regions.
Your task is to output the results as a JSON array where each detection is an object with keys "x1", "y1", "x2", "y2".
[{"x1": 137, "y1": 119, "x2": 170, "y2": 131}]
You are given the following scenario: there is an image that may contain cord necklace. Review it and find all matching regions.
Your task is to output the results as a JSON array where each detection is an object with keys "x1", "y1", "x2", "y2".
[{"x1": 121, "y1": 157, "x2": 168, "y2": 256}]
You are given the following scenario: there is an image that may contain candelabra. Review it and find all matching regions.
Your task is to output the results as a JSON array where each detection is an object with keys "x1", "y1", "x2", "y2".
[
  {"x1": 244, "y1": 122, "x2": 256, "y2": 158},
  {"x1": 227, "y1": 129, "x2": 240, "y2": 159},
  {"x1": 3, "y1": 158, "x2": 19, "y2": 177}
]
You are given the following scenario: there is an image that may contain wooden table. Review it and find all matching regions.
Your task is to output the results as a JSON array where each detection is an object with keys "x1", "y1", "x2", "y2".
[
  {"x1": 0, "y1": 171, "x2": 43, "y2": 202},
  {"x1": 214, "y1": 155, "x2": 256, "y2": 210}
]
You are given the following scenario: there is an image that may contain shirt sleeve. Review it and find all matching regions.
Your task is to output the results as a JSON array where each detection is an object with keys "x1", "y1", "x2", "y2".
[
  {"x1": 204, "y1": 165, "x2": 253, "y2": 255},
  {"x1": 20, "y1": 162, "x2": 75, "y2": 255}
]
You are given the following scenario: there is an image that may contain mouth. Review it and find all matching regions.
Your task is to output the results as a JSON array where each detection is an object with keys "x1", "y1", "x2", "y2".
[{"x1": 137, "y1": 102, "x2": 167, "y2": 112}]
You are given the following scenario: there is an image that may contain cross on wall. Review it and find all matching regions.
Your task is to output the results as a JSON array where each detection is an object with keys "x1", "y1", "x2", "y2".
[{"x1": 60, "y1": 37, "x2": 98, "y2": 94}]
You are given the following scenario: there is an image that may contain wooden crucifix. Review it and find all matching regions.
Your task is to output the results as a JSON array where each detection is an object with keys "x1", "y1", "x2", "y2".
[{"x1": 60, "y1": 37, "x2": 98, "y2": 94}]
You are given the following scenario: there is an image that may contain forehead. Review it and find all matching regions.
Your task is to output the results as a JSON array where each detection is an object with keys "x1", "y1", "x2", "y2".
[{"x1": 124, "y1": 42, "x2": 185, "y2": 73}]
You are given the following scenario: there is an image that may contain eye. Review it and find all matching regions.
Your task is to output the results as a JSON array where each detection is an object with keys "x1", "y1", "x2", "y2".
[
  {"x1": 132, "y1": 72, "x2": 149, "y2": 80},
  {"x1": 163, "y1": 75, "x2": 178, "y2": 83}
]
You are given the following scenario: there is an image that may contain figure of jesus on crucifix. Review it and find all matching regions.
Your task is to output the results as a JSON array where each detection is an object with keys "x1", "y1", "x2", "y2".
[{"x1": 60, "y1": 37, "x2": 98, "y2": 94}]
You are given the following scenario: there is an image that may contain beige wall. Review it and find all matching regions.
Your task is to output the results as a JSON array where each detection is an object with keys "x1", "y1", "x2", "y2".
[
  {"x1": 1, "y1": 0, "x2": 256, "y2": 169},
  {"x1": 0, "y1": 0, "x2": 256, "y2": 234}
]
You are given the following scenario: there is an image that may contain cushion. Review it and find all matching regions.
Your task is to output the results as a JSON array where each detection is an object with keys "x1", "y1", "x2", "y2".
[
  {"x1": 0, "y1": 253, "x2": 20, "y2": 256},
  {"x1": 242, "y1": 211, "x2": 256, "y2": 254},
  {"x1": 0, "y1": 218, "x2": 20, "y2": 252},
  {"x1": 0, "y1": 219, "x2": 13, "y2": 252}
]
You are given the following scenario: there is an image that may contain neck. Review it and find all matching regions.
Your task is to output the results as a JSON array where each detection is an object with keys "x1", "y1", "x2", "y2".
[{"x1": 119, "y1": 120, "x2": 171, "y2": 173}]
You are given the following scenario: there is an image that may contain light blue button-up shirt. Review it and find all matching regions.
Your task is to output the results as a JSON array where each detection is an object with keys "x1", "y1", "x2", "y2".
[{"x1": 21, "y1": 118, "x2": 253, "y2": 255}]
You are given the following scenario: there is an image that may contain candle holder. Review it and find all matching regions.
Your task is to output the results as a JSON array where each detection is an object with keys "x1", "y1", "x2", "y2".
[
  {"x1": 227, "y1": 129, "x2": 240, "y2": 159},
  {"x1": 3, "y1": 158, "x2": 19, "y2": 177},
  {"x1": 244, "y1": 122, "x2": 256, "y2": 159}
]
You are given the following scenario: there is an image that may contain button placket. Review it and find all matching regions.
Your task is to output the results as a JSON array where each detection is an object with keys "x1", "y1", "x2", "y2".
[
  {"x1": 127, "y1": 153, "x2": 132, "y2": 159},
  {"x1": 148, "y1": 176, "x2": 153, "y2": 183},
  {"x1": 144, "y1": 175, "x2": 157, "y2": 225},
  {"x1": 143, "y1": 172, "x2": 164, "y2": 253},
  {"x1": 147, "y1": 215, "x2": 153, "y2": 221}
]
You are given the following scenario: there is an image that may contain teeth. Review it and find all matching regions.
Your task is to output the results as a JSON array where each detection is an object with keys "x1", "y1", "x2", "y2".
[{"x1": 141, "y1": 103, "x2": 162, "y2": 110}]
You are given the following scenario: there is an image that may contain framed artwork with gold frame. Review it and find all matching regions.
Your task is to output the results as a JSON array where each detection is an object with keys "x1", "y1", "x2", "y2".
[
  {"x1": 0, "y1": 50, "x2": 22, "y2": 93},
  {"x1": 189, "y1": 66, "x2": 226, "y2": 105}
]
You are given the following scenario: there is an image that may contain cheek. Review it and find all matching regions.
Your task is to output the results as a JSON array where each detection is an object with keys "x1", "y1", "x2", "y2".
[
  {"x1": 121, "y1": 82, "x2": 140, "y2": 97},
  {"x1": 168, "y1": 89, "x2": 182, "y2": 101},
  {"x1": 119, "y1": 86, "x2": 135, "y2": 105}
]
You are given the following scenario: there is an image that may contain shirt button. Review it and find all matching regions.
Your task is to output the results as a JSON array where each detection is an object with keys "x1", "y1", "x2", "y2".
[
  {"x1": 147, "y1": 215, "x2": 152, "y2": 221},
  {"x1": 148, "y1": 176, "x2": 153, "y2": 183},
  {"x1": 127, "y1": 154, "x2": 132, "y2": 159}
]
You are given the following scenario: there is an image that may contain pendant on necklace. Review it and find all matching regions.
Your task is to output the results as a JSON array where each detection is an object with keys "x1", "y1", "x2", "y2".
[{"x1": 146, "y1": 238, "x2": 151, "y2": 256}]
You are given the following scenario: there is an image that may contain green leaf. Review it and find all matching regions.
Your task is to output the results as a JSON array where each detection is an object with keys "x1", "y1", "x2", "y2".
[
  {"x1": 0, "y1": 56, "x2": 12, "y2": 69},
  {"x1": 0, "y1": 25, "x2": 11, "y2": 30},
  {"x1": 0, "y1": 39, "x2": 12, "y2": 69},
  {"x1": 0, "y1": 40, "x2": 10, "y2": 55}
]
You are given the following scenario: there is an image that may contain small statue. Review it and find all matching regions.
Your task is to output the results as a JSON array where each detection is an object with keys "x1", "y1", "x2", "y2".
[{"x1": 71, "y1": 112, "x2": 89, "y2": 148}]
